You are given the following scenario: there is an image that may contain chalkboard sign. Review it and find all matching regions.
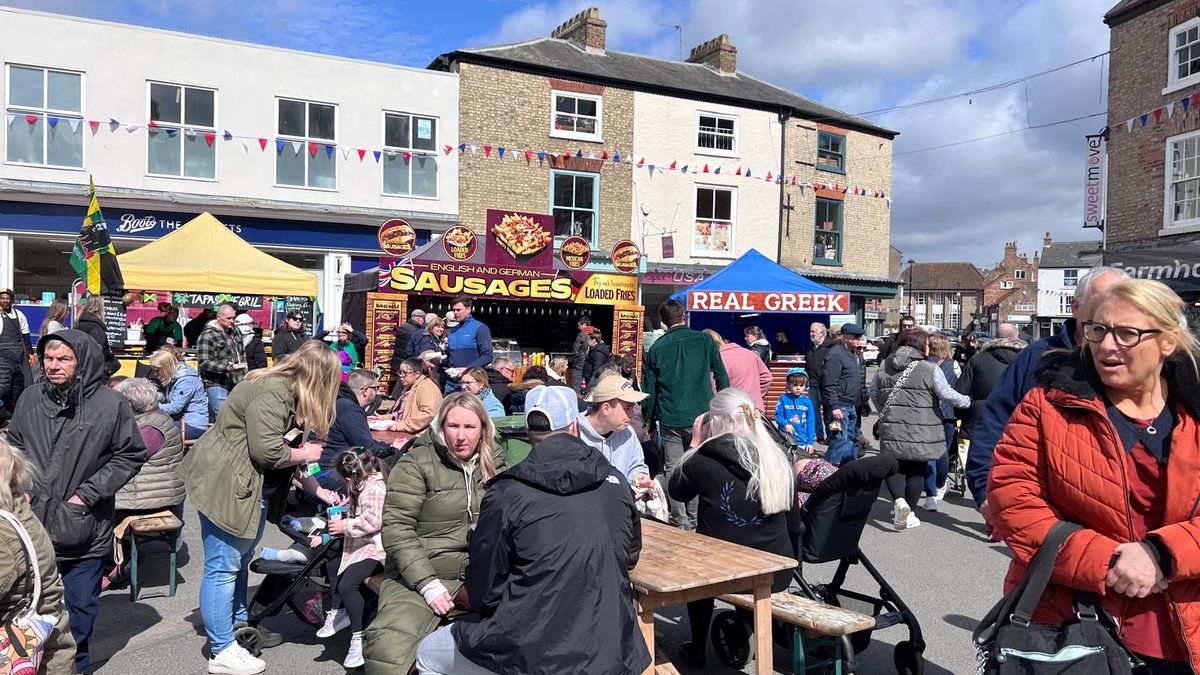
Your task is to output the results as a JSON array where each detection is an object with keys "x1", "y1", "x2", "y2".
[
  {"x1": 283, "y1": 296, "x2": 315, "y2": 336},
  {"x1": 101, "y1": 292, "x2": 127, "y2": 349}
]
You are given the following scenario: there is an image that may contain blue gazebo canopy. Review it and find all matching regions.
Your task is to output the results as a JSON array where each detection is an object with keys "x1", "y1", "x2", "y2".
[{"x1": 669, "y1": 248, "x2": 837, "y2": 305}]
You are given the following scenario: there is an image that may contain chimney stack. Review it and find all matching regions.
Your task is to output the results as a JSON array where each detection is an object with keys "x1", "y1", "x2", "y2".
[
  {"x1": 551, "y1": 7, "x2": 607, "y2": 54},
  {"x1": 1043, "y1": 232, "x2": 1052, "y2": 248},
  {"x1": 686, "y1": 34, "x2": 737, "y2": 74}
]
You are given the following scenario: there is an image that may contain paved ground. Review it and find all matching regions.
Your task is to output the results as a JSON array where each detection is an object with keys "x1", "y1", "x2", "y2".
[{"x1": 93, "y1": 379, "x2": 1013, "y2": 674}]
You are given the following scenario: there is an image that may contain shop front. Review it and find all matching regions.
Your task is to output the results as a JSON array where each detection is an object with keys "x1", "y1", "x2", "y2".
[
  {"x1": 640, "y1": 265, "x2": 722, "y2": 323},
  {"x1": 1105, "y1": 241, "x2": 1200, "y2": 326}
]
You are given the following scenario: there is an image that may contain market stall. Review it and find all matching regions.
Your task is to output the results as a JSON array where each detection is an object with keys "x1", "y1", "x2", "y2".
[
  {"x1": 367, "y1": 209, "x2": 644, "y2": 391},
  {"x1": 99, "y1": 212, "x2": 318, "y2": 372}
]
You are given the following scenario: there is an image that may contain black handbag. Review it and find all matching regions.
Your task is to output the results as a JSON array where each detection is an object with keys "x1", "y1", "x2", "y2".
[{"x1": 973, "y1": 522, "x2": 1143, "y2": 674}]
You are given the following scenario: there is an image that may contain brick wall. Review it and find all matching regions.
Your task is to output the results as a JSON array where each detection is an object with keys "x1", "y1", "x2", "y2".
[
  {"x1": 1107, "y1": 0, "x2": 1200, "y2": 244},
  {"x1": 778, "y1": 120, "x2": 893, "y2": 277},
  {"x1": 456, "y1": 62, "x2": 634, "y2": 252},
  {"x1": 982, "y1": 242, "x2": 1037, "y2": 306}
]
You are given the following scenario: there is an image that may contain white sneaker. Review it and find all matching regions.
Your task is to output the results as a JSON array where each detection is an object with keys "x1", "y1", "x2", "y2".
[
  {"x1": 921, "y1": 496, "x2": 938, "y2": 511},
  {"x1": 208, "y1": 644, "x2": 265, "y2": 675},
  {"x1": 935, "y1": 486, "x2": 948, "y2": 501},
  {"x1": 907, "y1": 513, "x2": 922, "y2": 528},
  {"x1": 344, "y1": 634, "x2": 365, "y2": 669},
  {"x1": 316, "y1": 609, "x2": 350, "y2": 638},
  {"x1": 892, "y1": 499, "x2": 912, "y2": 530}
]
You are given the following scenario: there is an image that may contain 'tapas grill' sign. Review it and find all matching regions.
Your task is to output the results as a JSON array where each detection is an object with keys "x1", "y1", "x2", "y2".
[{"x1": 688, "y1": 290, "x2": 850, "y2": 313}]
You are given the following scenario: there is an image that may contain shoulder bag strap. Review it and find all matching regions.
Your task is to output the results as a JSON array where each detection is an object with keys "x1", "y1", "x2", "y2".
[
  {"x1": 0, "y1": 510, "x2": 41, "y2": 616},
  {"x1": 1009, "y1": 521, "x2": 1083, "y2": 625},
  {"x1": 879, "y1": 361, "x2": 921, "y2": 421}
]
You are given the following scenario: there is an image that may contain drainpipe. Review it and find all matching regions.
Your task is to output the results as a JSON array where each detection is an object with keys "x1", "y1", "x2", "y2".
[{"x1": 776, "y1": 109, "x2": 791, "y2": 265}]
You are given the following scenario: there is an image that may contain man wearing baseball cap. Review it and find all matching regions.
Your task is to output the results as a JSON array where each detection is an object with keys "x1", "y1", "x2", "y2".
[
  {"x1": 822, "y1": 323, "x2": 866, "y2": 465},
  {"x1": 415, "y1": 385, "x2": 649, "y2": 675},
  {"x1": 578, "y1": 372, "x2": 653, "y2": 488}
]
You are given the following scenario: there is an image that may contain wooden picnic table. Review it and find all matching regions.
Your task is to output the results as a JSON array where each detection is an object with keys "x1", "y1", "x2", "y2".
[
  {"x1": 631, "y1": 518, "x2": 796, "y2": 675},
  {"x1": 370, "y1": 429, "x2": 414, "y2": 446}
]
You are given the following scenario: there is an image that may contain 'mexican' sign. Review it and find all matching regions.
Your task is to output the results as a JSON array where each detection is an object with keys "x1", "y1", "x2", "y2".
[{"x1": 688, "y1": 291, "x2": 851, "y2": 313}]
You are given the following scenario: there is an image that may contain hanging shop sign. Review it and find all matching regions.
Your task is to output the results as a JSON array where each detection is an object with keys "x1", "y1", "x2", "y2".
[
  {"x1": 687, "y1": 290, "x2": 851, "y2": 313},
  {"x1": 1105, "y1": 243, "x2": 1200, "y2": 294},
  {"x1": 379, "y1": 258, "x2": 638, "y2": 307},
  {"x1": 170, "y1": 292, "x2": 265, "y2": 309},
  {"x1": 441, "y1": 225, "x2": 478, "y2": 261},
  {"x1": 559, "y1": 236, "x2": 592, "y2": 270},
  {"x1": 642, "y1": 271, "x2": 711, "y2": 285},
  {"x1": 378, "y1": 218, "x2": 417, "y2": 256},
  {"x1": 611, "y1": 240, "x2": 642, "y2": 274},
  {"x1": 487, "y1": 210, "x2": 554, "y2": 268},
  {"x1": 1083, "y1": 133, "x2": 1106, "y2": 231}
]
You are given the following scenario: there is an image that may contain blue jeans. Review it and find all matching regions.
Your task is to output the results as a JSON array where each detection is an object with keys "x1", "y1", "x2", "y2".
[
  {"x1": 60, "y1": 557, "x2": 105, "y2": 673},
  {"x1": 206, "y1": 386, "x2": 231, "y2": 421},
  {"x1": 184, "y1": 423, "x2": 208, "y2": 442},
  {"x1": 809, "y1": 388, "x2": 827, "y2": 440},
  {"x1": 199, "y1": 506, "x2": 267, "y2": 655},
  {"x1": 825, "y1": 405, "x2": 860, "y2": 465},
  {"x1": 925, "y1": 421, "x2": 956, "y2": 495}
]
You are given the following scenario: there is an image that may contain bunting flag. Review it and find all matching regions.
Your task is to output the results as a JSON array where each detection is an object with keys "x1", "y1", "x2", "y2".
[
  {"x1": 5, "y1": 113, "x2": 14, "y2": 126},
  {"x1": 735, "y1": 167, "x2": 742, "y2": 176},
  {"x1": 88, "y1": 120, "x2": 100, "y2": 133},
  {"x1": 308, "y1": 142, "x2": 318, "y2": 157},
  {"x1": 613, "y1": 152, "x2": 620, "y2": 163},
  {"x1": 498, "y1": 147, "x2": 506, "y2": 159},
  {"x1": 483, "y1": 145, "x2": 492, "y2": 157},
  {"x1": 240, "y1": 138, "x2": 249, "y2": 152},
  {"x1": 46, "y1": 116, "x2": 58, "y2": 128},
  {"x1": 341, "y1": 146, "x2": 351, "y2": 160},
  {"x1": 373, "y1": 150, "x2": 381, "y2": 162},
  {"x1": 537, "y1": 151, "x2": 546, "y2": 161},
  {"x1": 291, "y1": 140, "x2": 302, "y2": 155},
  {"x1": 714, "y1": 166, "x2": 721, "y2": 174},
  {"x1": 67, "y1": 119, "x2": 80, "y2": 133},
  {"x1": 525, "y1": 149, "x2": 533, "y2": 162},
  {"x1": 204, "y1": 132, "x2": 216, "y2": 147},
  {"x1": 223, "y1": 130, "x2": 233, "y2": 140},
  {"x1": 275, "y1": 139, "x2": 285, "y2": 153},
  {"x1": 357, "y1": 148, "x2": 366, "y2": 161},
  {"x1": 601, "y1": 151, "x2": 609, "y2": 160},
  {"x1": 258, "y1": 138, "x2": 268, "y2": 151},
  {"x1": 681, "y1": 165, "x2": 689, "y2": 174},
  {"x1": 669, "y1": 161, "x2": 676, "y2": 170},
  {"x1": 444, "y1": 144, "x2": 453, "y2": 155},
  {"x1": 69, "y1": 177, "x2": 123, "y2": 294}
]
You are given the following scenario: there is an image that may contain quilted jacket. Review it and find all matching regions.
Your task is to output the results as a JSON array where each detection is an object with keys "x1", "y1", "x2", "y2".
[{"x1": 989, "y1": 351, "x2": 1200, "y2": 671}]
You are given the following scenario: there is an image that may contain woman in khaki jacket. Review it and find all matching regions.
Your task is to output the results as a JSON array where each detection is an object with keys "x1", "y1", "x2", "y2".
[
  {"x1": 179, "y1": 340, "x2": 341, "y2": 675},
  {"x1": 390, "y1": 358, "x2": 443, "y2": 436},
  {"x1": 0, "y1": 438, "x2": 76, "y2": 674}
]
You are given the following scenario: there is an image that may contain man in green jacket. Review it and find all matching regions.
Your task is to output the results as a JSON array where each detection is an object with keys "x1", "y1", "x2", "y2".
[{"x1": 642, "y1": 299, "x2": 729, "y2": 529}]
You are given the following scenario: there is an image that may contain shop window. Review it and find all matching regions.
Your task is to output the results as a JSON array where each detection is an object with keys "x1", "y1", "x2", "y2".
[
  {"x1": 813, "y1": 198, "x2": 843, "y2": 264},
  {"x1": 5, "y1": 64, "x2": 83, "y2": 168},
  {"x1": 817, "y1": 131, "x2": 846, "y2": 174},
  {"x1": 550, "y1": 91, "x2": 601, "y2": 142},
  {"x1": 1166, "y1": 129, "x2": 1200, "y2": 228},
  {"x1": 147, "y1": 82, "x2": 216, "y2": 179},
  {"x1": 550, "y1": 170, "x2": 599, "y2": 245},
  {"x1": 1169, "y1": 18, "x2": 1200, "y2": 92},
  {"x1": 383, "y1": 112, "x2": 438, "y2": 198},
  {"x1": 276, "y1": 98, "x2": 336, "y2": 189},
  {"x1": 697, "y1": 113, "x2": 737, "y2": 155},
  {"x1": 1063, "y1": 269, "x2": 1079, "y2": 287},
  {"x1": 694, "y1": 185, "x2": 735, "y2": 255}
]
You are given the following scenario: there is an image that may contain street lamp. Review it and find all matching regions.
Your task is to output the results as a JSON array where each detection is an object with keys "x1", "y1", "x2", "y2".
[{"x1": 905, "y1": 259, "x2": 915, "y2": 315}]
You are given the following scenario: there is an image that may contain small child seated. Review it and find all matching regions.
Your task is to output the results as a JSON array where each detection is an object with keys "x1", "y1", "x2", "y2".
[
  {"x1": 794, "y1": 454, "x2": 838, "y2": 508},
  {"x1": 775, "y1": 371, "x2": 817, "y2": 451}
]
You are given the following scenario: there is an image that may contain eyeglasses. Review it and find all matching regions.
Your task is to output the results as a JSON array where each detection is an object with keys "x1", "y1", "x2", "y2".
[
  {"x1": 1082, "y1": 321, "x2": 1163, "y2": 348},
  {"x1": 398, "y1": 369, "x2": 417, "y2": 376},
  {"x1": 500, "y1": 366, "x2": 515, "y2": 374}
]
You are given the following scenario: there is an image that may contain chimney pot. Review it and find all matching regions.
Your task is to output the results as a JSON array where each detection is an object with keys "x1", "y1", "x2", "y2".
[
  {"x1": 686, "y1": 33, "x2": 737, "y2": 74},
  {"x1": 551, "y1": 7, "x2": 607, "y2": 54}
]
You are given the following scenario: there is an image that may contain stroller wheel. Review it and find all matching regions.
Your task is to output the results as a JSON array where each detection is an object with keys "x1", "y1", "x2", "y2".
[
  {"x1": 893, "y1": 640, "x2": 924, "y2": 675},
  {"x1": 234, "y1": 625, "x2": 263, "y2": 658},
  {"x1": 711, "y1": 610, "x2": 752, "y2": 668}
]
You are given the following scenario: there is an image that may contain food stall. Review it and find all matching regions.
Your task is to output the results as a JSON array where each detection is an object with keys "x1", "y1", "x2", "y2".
[
  {"x1": 367, "y1": 209, "x2": 644, "y2": 391},
  {"x1": 101, "y1": 212, "x2": 318, "y2": 374}
]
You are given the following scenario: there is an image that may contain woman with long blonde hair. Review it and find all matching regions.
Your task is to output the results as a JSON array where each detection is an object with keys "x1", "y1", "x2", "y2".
[
  {"x1": 148, "y1": 348, "x2": 209, "y2": 438},
  {"x1": 179, "y1": 339, "x2": 342, "y2": 674},
  {"x1": 364, "y1": 392, "x2": 503, "y2": 671},
  {"x1": 668, "y1": 387, "x2": 795, "y2": 667}
]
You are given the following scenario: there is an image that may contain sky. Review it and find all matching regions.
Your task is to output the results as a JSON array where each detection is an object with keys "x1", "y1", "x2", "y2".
[{"x1": 6, "y1": 0, "x2": 1115, "y2": 268}]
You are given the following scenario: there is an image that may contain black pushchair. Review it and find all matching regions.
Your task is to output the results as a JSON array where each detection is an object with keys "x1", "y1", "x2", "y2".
[{"x1": 710, "y1": 455, "x2": 926, "y2": 674}]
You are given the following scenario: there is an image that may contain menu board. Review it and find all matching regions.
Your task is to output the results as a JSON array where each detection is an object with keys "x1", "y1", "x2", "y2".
[
  {"x1": 613, "y1": 306, "x2": 645, "y2": 380},
  {"x1": 101, "y1": 291, "x2": 127, "y2": 349},
  {"x1": 365, "y1": 292, "x2": 406, "y2": 392},
  {"x1": 282, "y1": 296, "x2": 315, "y2": 336}
]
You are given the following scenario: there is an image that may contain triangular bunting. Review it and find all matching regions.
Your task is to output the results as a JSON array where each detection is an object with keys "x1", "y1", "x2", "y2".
[
  {"x1": 498, "y1": 147, "x2": 506, "y2": 158},
  {"x1": 1183, "y1": 96, "x2": 1192, "y2": 112},
  {"x1": 185, "y1": 128, "x2": 196, "y2": 137},
  {"x1": 637, "y1": 157, "x2": 645, "y2": 167},
  {"x1": 108, "y1": 119, "x2": 120, "y2": 131},
  {"x1": 67, "y1": 118, "x2": 80, "y2": 133},
  {"x1": 308, "y1": 142, "x2": 318, "y2": 157},
  {"x1": 1154, "y1": 108, "x2": 1164, "y2": 123},
  {"x1": 46, "y1": 116, "x2": 58, "y2": 128},
  {"x1": 613, "y1": 152, "x2": 620, "y2": 163},
  {"x1": 325, "y1": 144, "x2": 335, "y2": 158},
  {"x1": 1141, "y1": 114, "x2": 1149, "y2": 127},
  {"x1": 258, "y1": 138, "x2": 268, "y2": 151},
  {"x1": 1192, "y1": 92, "x2": 1200, "y2": 107},
  {"x1": 291, "y1": 140, "x2": 302, "y2": 155},
  {"x1": 276, "y1": 139, "x2": 285, "y2": 153},
  {"x1": 470, "y1": 145, "x2": 478, "y2": 155},
  {"x1": 357, "y1": 148, "x2": 366, "y2": 161},
  {"x1": 147, "y1": 120, "x2": 158, "y2": 129},
  {"x1": 681, "y1": 165, "x2": 688, "y2": 173},
  {"x1": 373, "y1": 150, "x2": 381, "y2": 162},
  {"x1": 766, "y1": 171, "x2": 773, "y2": 181},
  {"x1": 537, "y1": 151, "x2": 546, "y2": 161},
  {"x1": 648, "y1": 164, "x2": 655, "y2": 175},
  {"x1": 5, "y1": 113, "x2": 16, "y2": 127},
  {"x1": 483, "y1": 145, "x2": 492, "y2": 157},
  {"x1": 1125, "y1": 118, "x2": 1135, "y2": 133},
  {"x1": 125, "y1": 124, "x2": 140, "y2": 132},
  {"x1": 714, "y1": 166, "x2": 721, "y2": 174},
  {"x1": 745, "y1": 169, "x2": 751, "y2": 177},
  {"x1": 444, "y1": 144, "x2": 453, "y2": 155},
  {"x1": 586, "y1": 152, "x2": 596, "y2": 160},
  {"x1": 601, "y1": 151, "x2": 609, "y2": 160},
  {"x1": 576, "y1": 149, "x2": 583, "y2": 158},
  {"x1": 204, "y1": 132, "x2": 216, "y2": 147},
  {"x1": 341, "y1": 146, "x2": 351, "y2": 159},
  {"x1": 1168, "y1": 102, "x2": 1176, "y2": 118},
  {"x1": 702, "y1": 164, "x2": 709, "y2": 173},
  {"x1": 669, "y1": 161, "x2": 676, "y2": 170},
  {"x1": 458, "y1": 143, "x2": 466, "y2": 153},
  {"x1": 166, "y1": 129, "x2": 178, "y2": 138},
  {"x1": 88, "y1": 120, "x2": 100, "y2": 133},
  {"x1": 223, "y1": 130, "x2": 233, "y2": 140},
  {"x1": 525, "y1": 149, "x2": 533, "y2": 162},
  {"x1": 240, "y1": 138, "x2": 249, "y2": 152},
  {"x1": 735, "y1": 167, "x2": 742, "y2": 176},
  {"x1": 402, "y1": 152, "x2": 411, "y2": 162}
]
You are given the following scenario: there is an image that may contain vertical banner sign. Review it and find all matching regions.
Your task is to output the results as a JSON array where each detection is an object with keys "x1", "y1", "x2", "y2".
[
  {"x1": 1084, "y1": 133, "x2": 1106, "y2": 231},
  {"x1": 101, "y1": 291, "x2": 128, "y2": 349},
  {"x1": 365, "y1": 292, "x2": 406, "y2": 392},
  {"x1": 613, "y1": 307, "x2": 646, "y2": 380}
]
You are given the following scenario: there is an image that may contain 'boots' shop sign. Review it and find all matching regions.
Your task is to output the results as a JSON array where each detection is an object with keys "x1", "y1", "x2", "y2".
[{"x1": 1106, "y1": 243, "x2": 1200, "y2": 294}]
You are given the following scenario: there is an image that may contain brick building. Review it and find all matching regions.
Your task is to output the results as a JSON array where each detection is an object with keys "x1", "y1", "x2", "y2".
[
  {"x1": 981, "y1": 241, "x2": 1039, "y2": 333},
  {"x1": 1103, "y1": 0, "x2": 1200, "y2": 310},
  {"x1": 1033, "y1": 233, "x2": 1102, "y2": 338},
  {"x1": 899, "y1": 262, "x2": 984, "y2": 332}
]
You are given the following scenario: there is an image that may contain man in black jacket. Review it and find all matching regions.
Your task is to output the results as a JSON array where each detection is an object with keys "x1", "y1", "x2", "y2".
[
  {"x1": 877, "y1": 315, "x2": 916, "y2": 363},
  {"x1": 319, "y1": 370, "x2": 404, "y2": 489},
  {"x1": 394, "y1": 309, "x2": 425, "y2": 362},
  {"x1": 804, "y1": 322, "x2": 837, "y2": 442},
  {"x1": 414, "y1": 385, "x2": 649, "y2": 675},
  {"x1": 954, "y1": 324, "x2": 1026, "y2": 439},
  {"x1": 822, "y1": 323, "x2": 866, "y2": 466},
  {"x1": 569, "y1": 316, "x2": 592, "y2": 395},
  {"x1": 7, "y1": 329, "x2": 146, "y2": 673}
]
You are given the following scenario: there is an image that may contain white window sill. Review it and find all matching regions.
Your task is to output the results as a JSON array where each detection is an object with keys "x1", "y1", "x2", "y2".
[
  {"x1": 3, "y1": 160, "x2": 85, "y2": 171},
  {"x1": 694, "y1": 148, "x2": 739, "y2": 159},
  {"x1": 381, "y1": 192, "x2": 440, "y2": 201},
  {"x1": 691, "y1": 251, "x2": 736, "y2": 259},
  {"x1": 1162, "y1": 76, "x2": 1200, "y2": 96},
  {"x1": 273, "y1": 183, "x2": 339, "y2": 193},
  {"x1": 549, "y1": 130, "x2": 603, "y2": 144},
  {"x1": 1159, "y1": 220, "x2": 1200, "y2": 236},
  {"x1": 145, "y1": 172, "x2": 218, "y2": 183}
]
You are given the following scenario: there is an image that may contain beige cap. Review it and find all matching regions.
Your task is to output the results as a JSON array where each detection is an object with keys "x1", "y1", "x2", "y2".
[{"x1": 584, "y1": 375, "x2": 649, "y2": 404}]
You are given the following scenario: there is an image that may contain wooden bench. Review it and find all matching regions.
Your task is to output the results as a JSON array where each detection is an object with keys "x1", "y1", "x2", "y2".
[
  {"x1": 653, "y1": 646, "x2": 680, "y2": 675},
  {"x1": 718, "y1": 591, "x2": 875, "y2": 673},
  {"x1": 128, "y1": 513, "x2": 183, "y2": 601}
]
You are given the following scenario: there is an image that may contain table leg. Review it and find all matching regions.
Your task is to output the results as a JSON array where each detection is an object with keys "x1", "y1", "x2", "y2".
[
  {"x1": 638, "y1": 597, "x2": 656, "y2": 675},
  {"x1": 753, "y1": 582, "x2": 773, "y2": 675}
]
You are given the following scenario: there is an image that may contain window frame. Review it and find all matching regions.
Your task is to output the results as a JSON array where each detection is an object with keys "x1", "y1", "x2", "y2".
[
  {"x1": 1063, "y1": 269, "x2": 1079, "y2": 288},
  {"x1": 695, "y1": 111, "x2": 738, "y2": 158},
  {"x1": 692, "y1": 183, "x2": 737, "y2": 258},
  {"x1": 816, "y1": 130, "x2": 847, "y2": 175},
  {"x1": 549, "y1": 89, "x2": 602, "y2": 143},
  {"x1": 381, "y1": 110, "x2": 439, "y2": 199},
  {"x1": 274, "y1": 97, "x2": 338, "y2": 192},
  {"x1": 1014, "y1": 269, "x2": 1026, "y2": 280},
  {"x1": 145, "y1": 80, "x2": 219, "y2": 181},
  {"x1": 1164, "y1": 128, "x2": 1200, "y2": 231},
  {"x1": 1166, "y1": 17, "x2": 1200, "y2": 94},
  {"x1": 548, "y1": 169, "x2": 601, "y2": 248},
  {"x1": 1058, "y1": 292, "x2": 1073, "y2": 315},
  {"x1": 4, "y1": 63, "x2": 85, "y2": 170},
  {"x1": 1000, "y1": 280, "x2": 1014, "y2": 289},
  {"x1": 813, "y1": 197, "x2": 844, "y2": 265}
]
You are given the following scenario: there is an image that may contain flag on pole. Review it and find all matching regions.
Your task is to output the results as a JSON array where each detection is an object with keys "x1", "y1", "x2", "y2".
[{"x1": 69, "y1": 177, "x2": 124, "y2": 294}]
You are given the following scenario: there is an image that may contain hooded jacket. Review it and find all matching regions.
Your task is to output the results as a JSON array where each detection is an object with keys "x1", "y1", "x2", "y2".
[
  {"x1": 576, "y1": 412, "x2": 649, "y2": 484},
  {"x1": 748, "y1": 338, "x2": 772, "y2": 365},
  {"x1": 581, "y1": 341, "x2": 611, "y2": 388},
  {"x1": 270, "y1": 327, "x2": 308, "y2": 362},
  {"x1": 452, "y1": 434, "x2": 649, "y2": 675},
  {"x1": 6, "y1": 330, "x2": 147, "y2": 562},
  {"x1": 870, "y1": 346, "x2": 970, "y2": 462},
  {"x1": 989, "y1": 352, "x2": 1200, "y2": 673},
  {"x1": 159, "y1": 362, "x2": 208, "y2": 432},
  {"x1": 953, "y1": 337, "x2": 1026, "y2": 438}
]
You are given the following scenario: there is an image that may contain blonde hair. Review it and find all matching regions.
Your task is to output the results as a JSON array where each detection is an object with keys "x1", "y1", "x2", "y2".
[
  {"x1": 548, "y1": 356, "x2": 569, "y2": 377},
  {"x1": 1095, "y1": 278, "x2": 1200, "y2": 374},
  {"x1": 430, "y1": 392, "x2": 498, "y2": 482},
  {"x1": 702, "y1": 328, "x2": 724, "y2": 346},
  {"x1": 0, "y1": 439, "x2": 33, "y2": 511},
  {"x1": 246, "y1": 339, "x2": 340, "y2": 438},
  {"x1": 928, "y1": 334, "x2": 954, "y2": 360},
  {"x1": 423, "y1": 315, "x2": 444, "y2": 334},
  {"x1": 681, "y1": 388, "x2": 794, "y2": 515},
  {"x1": 461, "y1": 367, "x2": 488, "y2": 388},
  {"x1": 148, "y1": 348, "x2": 181, "y2": 386}
]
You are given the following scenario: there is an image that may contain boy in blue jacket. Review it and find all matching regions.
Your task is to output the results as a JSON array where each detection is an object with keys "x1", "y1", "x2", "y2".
[{"x1": 775, "y1": 370, "x2": 817, "y2": 452}]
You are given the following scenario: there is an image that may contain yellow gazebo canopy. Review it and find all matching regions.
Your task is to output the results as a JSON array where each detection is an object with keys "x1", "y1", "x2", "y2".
[{"x1": 116, "y1": 212, "x2": 318, "y2": 297}]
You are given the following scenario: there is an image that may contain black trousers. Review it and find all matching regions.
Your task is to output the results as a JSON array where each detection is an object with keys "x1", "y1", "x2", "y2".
[
  {"x1": 325, "y1": 558, "x2": 382, "y2": 632},
  {"x1": 884, "y1": 459, "x2": 929, "y2": 509},
  {"x1": 60, "y1": 557, "x2": 105, "y2": 673}
]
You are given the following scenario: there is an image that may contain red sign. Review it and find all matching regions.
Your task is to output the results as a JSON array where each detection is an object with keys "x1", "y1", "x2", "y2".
[
  {"x1": 441, "y1": 225, "x2": 478, "y2": 261},
  {"x1": 688, "y1": 290, "x2": 851, "y2": 313},
  {"x1": 486, "y1": 209, "x2": 554, "y2": 268},
  {"x1": 611, "y1": 240, "x2": 642, "y2": 273},
  {"x1": 559, "y1": 235, "x2": 592, "y2": 270},
  {"x1": 378, "y1": 218, "x2": 416, "y2": 256}
]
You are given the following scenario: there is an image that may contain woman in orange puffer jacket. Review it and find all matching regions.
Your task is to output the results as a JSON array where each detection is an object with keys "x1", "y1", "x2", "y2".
[{"x1": 990, "y1": 279, "x2": 1200, "y2": 674}]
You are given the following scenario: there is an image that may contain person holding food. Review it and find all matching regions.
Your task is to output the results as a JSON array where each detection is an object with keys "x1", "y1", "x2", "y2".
[{"x1": 442, "y1": 296, "x2": 493, "y2": 395}]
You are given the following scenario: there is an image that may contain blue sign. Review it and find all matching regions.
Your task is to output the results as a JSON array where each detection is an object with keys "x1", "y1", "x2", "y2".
[{"x1": 0, "y1": 201, "x2": 431, "y2": 254}]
